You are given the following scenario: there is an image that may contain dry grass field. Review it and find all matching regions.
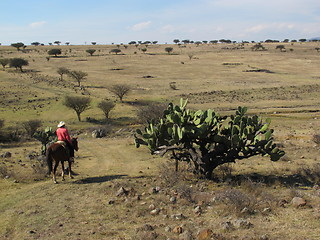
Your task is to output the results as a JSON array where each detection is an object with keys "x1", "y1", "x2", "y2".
[{"x1": 0, "y1": 42, "x2": 320, "y2": 239}]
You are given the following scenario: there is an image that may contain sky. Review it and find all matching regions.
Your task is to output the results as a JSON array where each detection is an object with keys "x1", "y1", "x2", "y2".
[{"x1": 0, "y1": 0, "x2": 319, "y2": 45}]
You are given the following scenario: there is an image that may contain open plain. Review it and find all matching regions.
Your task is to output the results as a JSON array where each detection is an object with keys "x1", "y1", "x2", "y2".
[{"x1": 0, "y1": 42, "x2": 320, "y2": 239}]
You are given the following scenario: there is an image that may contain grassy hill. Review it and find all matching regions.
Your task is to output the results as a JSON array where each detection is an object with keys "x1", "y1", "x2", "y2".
[{"x1": 0, "y1": 42, "x2": 320, "y2": 239}]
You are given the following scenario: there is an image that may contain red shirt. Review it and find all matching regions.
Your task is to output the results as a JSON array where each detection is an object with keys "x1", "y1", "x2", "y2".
[{"x1": 56, "y1": 127, "x2": 71, "y2": 143}]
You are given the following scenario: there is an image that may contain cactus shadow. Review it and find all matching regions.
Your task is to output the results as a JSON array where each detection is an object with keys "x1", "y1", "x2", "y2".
[
  {"x1": 73, "y1": 174, "x2": 127, "y2": 184},
  {"x1": 230, "y1": 173, "x2": 314, "y2": 188}
]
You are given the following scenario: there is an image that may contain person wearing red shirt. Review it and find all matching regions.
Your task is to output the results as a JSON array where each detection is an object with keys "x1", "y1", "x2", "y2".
[{"x1": 56, "y1": 121, "x2": 74, "y2": 160}]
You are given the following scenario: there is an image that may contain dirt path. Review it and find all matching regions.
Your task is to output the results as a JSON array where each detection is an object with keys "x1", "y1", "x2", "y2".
[{"x1": 72, "y1": 137, "x2": 160, "y2": 181}]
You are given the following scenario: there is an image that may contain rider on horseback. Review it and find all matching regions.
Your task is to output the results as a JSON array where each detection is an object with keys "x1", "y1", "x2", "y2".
[{"x1": 56, "y1": 121, "x2": 74, "y2": 162}]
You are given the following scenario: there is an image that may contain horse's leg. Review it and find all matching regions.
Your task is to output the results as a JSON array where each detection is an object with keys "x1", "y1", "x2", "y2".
[
  {"x1": 68, "y1": 160, "x2": 74, "y2": 179},
  {"x1": 61, "y1": 160, "x2": 65, "y2": 181},
  {"x1": 53, "y1": 160, "x2": 59, "y2": 184}
]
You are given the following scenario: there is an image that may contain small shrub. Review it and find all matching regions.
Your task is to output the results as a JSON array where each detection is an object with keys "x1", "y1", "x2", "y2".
[
  {"x1": 215, "y1": 188, "x2": 257, "y2": 216},
  {"x1": 136, "y1": 103, "x2": 167, "y2": 124},
  {"x1": 97, "y1": 100, "x2": 115, "y2": 119},
  {"x1": 90, "y1": 126, "x2": 112, "y2": 138},
  {"x1": 86, "y1": 49, "x2": 96, "y2": 56},
  {"x1": 48, "y1": 48, "x2": 62, "y2": 57},
  {"x1": 108, "y1": 84, "x2": 130, "y2": 102},
  {"x1": 165, "y1": 47, "x2": 173, "y2": 54},
  {"x1": 158, "y1": 161, "x2": 181, "y2": 187},
  {"x1": 0, "y1": 165, "x2": 8, "y2": 178},
  {"x1": 22, "y1": 120, "x2": 42, "y2": 138}
]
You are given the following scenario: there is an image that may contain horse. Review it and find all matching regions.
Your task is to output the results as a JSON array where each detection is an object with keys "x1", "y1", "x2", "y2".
[{"x1": 46, "y1": 137, "x2": 78, "y2": 184}]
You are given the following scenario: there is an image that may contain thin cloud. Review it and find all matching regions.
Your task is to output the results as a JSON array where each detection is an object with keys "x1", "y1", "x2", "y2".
[
  {"x1": 29, "y1": 21, "x2": 47, "y2": 28},
  {"x1": 131, "y1": 21, "x2": 152, "y2": 31},
  {"x1": 161, "y1": 24, "x2": 175, "y2": 33}
]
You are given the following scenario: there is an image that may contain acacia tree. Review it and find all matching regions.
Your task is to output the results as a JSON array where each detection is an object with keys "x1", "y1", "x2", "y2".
[
  {"x1": 10, "y1": 58, "x2": 29, "y2": 72},
  {"x1": 48, "y1": 48, "x2": 62, "y2": 57},
  {"x1": 165, "y1": 47, "x2": 173, "y2": 54},
  {"x1": 110, "y1": 49, "x2": 122, "y2": 55},
  {"x1": 0, "y1": 58, "x2": 10, "y2": 69},
  {"x1": 68, "y1": 70, "x2": 88, "y2": 87},
  {"x1": 57, "y1": 67, "x2": 70, "y2": 81},
  {"x1": 108, "y1": 84, "x2": 130, "y2": 102},
  {"x1": 86, "y1": 49, "x2": 96, "y2": 56},
  {"x1": 97, "y1": 100, "x2": 115, "y2": 119},
  {"x1": 63, "y1": 96, "x2": 91, "y2": 121},
  {"x1": 11, "y1": 42, "x2": 25, "y2": 51},
  {"x1": 135, "y1": 99, "x2": 285, "y2": 179}
]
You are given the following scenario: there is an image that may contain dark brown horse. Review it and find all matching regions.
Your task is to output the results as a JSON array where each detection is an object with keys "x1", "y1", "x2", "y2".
[{"x1": 46, "y1": 138, "x2": 78, "y2": 183}]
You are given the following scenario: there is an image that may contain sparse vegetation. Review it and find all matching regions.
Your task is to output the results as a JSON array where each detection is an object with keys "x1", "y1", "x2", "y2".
[
  {"x1": 11, "y1": 42, "x2": 25, "y2": 51},
  {"x1": 21, "y1": 119, "x2": 42, "y2": 138},
  {"x1": 0, "y1": 41, "x2": 320, "y2": 240},
  {"x1": 0, "y1": 58, "x2": 10, "y2": 69},
  {"x1": 9, "y1": 58, "x2": 29, "y2": 72},
  {"x1": 108, "y1": 84, "x2": 130, "y2": 102},
  {"x1": 86, "y1": 49, "x2": 96, "y2": 56},
  {"x1": 165, "y1": 47, "x2": 173, "y2": 54},
  {"x1": 63, "y1": 95, "x2": 91, "y2": 121},
  {"x1": 68, "y1": 70, "x2": 88, "y2": 87},
  {"x1": 109, "y1": 48, "x2": 122, "y2": 55},
  {"x1": 48, "y1": 48, "x2": 62, "y2": 57},
  {"x1": 57, "y1": 67, "x2": 70, "y2": 81},
  {"x1": 97, "y1": 100, "x2": 115, "y2": 119}
]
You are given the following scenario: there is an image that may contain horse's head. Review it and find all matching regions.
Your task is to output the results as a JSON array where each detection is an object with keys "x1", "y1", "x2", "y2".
[{"x1": 71, "y1": 137, "x2": 79, "y2": 151}]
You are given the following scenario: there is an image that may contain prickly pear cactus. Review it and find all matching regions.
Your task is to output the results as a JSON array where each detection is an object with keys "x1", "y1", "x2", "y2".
[
  {"x1": 33, "y1": 127, "x2": 57, "y2": 155},
  {"x1": 135, "y1": 99, "x2": 285, "y2": 179}
]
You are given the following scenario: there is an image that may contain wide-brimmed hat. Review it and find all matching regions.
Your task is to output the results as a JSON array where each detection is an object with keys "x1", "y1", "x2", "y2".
[{"x1": 57, "y1": 121, "x2": 66, "y2": 128}]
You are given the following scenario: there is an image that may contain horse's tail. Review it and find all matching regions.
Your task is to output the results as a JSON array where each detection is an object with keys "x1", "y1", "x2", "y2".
[{"x1": 46, "y1": 147, "x2": 53, "y2": 175}]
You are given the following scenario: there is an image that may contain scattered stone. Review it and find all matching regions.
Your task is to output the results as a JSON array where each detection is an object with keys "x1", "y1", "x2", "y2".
[
  {"x1": 197, "y1": 228, "x2": 213, "y2": 240},
  {"x1": 291, "y1": 197, "x2": 306, "y2": 208},
  {"x1": 179, "y1": 230, "x2": 193, "y2": 240},
  {"x1": 108, "y1": 199, "x2": 115, "y2": 205},
  {"x1": 171, "y1": 213, "x2": 187, "y2": 220},
  {"x1": 262, "y1": 207, "x2": 272, "y2": 214},
  {"x1": 194, "y1": 206, "x2": 202, "y2": 214},
  {"x1": 135, "y1": 194, "x2": 141, "y2": 201},
  {"x1": 170, "y1": 196, "x2": 177, "y2": 203},
  {"x1": 116, "y1": 187, "x2": 128, "y2": 197},
  {"x1": 150, "y1": 208, "x2": 160, "y2": 215},
  {"x1": 1, "y1": 152, "x2": 11, "y2": 158},
  {"x1": 26, "y1": 151, "x2": 38, "y2": 160},
  {"x1": 233, "y1": 219, "x2": 253, "y2": 229},
  {"x1": 165, "y1": 226, "x2": 172, "y2": 232},
  {"x1": 260, "y1": 234, "x2": 270, "y2": 240},
  {"x1": 137, "y1": 224, "x2": 154, "y2": 232},
  {"x1": 149, "y1": 204, "x2": 156, "y2": 210},
  {"x1": 173, "y1": 226, "x2": 183, "y2": 234},
  {"x1": 221, "y1": 221, "x2": 234, "y2": 231},
  {"x1": 149, "y1": 186, "x2": 161, "y2": 194},
  {"x1": 240, "y1": 207, "x2": 251, "y2": 214},
  {"x1": 278, "y1": 199, "x2": 288, "y2": 207},
  {"x1": 313, "y1": 185, "x2": 320, "y2": 190}
]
